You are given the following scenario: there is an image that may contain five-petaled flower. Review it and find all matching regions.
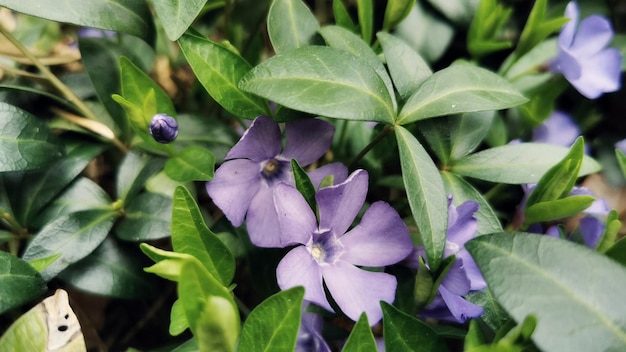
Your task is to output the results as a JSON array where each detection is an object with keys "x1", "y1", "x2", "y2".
[
  {"x1": 206, "y1": 115, "x2": 346, "y2": 247},
  {"x1": 550, "y1": 1, "x2": 622, "y2": 99},
  {"x1": 274, "y1": 170, "x2": 413, "y2": 324}
]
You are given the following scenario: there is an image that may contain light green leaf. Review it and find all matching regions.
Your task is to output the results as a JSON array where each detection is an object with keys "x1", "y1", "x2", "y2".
[
  {"x1": 450, "y1": 143, "x2": 601, "y2": 184},
  {"x1": 151, "y1": 0, "x2": 208, "y2": 41},
  {"x1": 616, "y1": 149, "x2": 626, "y2": 180},
  {"x1": 196, "y1": 296, "x2": 239, "y2": 352},
  {"x1": 169, "y1": 299, "x2": 189, "y2": 336},
  {"x1": 239, "y1": 45, "x2": 395, "y2": 124},
  {"x1": 0, "y1": 251, "x2": 47, "y2": 314},
  {"x1": 332, "y1": 0, "x2": 356, "y2": 31},
  {"x1": 381, "y1": 302, "x2": 446, "y2": 351},
  {"x1": 27, "y1": 254, "x2": 60, "y2": 273},
  {"x1": 524, "y1": 196, "x2": 595, "y2": 225},
  {"x1": 164, "y1": 146, "x2": 215, "y2": 182},
  {"x1": 383, "y1": 0, "x2": 416, "y2": 30},
  {"x1": 342, "y1": 313, "x2": 377, "y2": 352},
  {"x1": 178, "y1": 33, "x2": 270, "y2": 119},
  {"x1": 396, "y1": 126, "x2": 447, "y2": 270},
  {"x1": 466, "y1": 233, "x2": 626, "y2": 352},
  {"x1": 115, "y1": 192, "x2": 172, "y2": 241},
  {"x1": 267, "y1": 0, "x2": 320, "y2": 54},
  {"x1": 356, "y1": 0, "x2": 373, "y2": 44},
  {"x1": 397, "y1": 63, "x2": 527, "y2": 125},
  {"x1": 238, "y1": 287, "x2": 304, "y2": 352}
]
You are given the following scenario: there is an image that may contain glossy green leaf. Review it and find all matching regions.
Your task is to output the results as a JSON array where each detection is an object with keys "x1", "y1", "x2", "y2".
[
  {"x1": 514, "y1": 0, "x2": 568, "y2": 58},
  {"x1": 0, "y1": 0, "x2": 155, "y2": 44},
  {"x1": 0, "y1": 251, "x2": 46, "y2": 314},
  {"x1": 169, "y1": 299, "x2": 189, "y2": 336},
  {"x1": 178, "y1": 33, "x2": 270, "y2": 119},
  {"x1": 597, "y1": 210, "x2": 621, "y2": 253},
  {"x1": 441, "y1": 171, "x2": 503, "y2": 235},
  {"x1": 238, "y1": 287, "x2": 304, "y2": 352},
  {"x1": 172, "y1": 186, "x2": 235, "y2": 286},
  {"x1": 291, "y1": 159, "x2": 317, "y2": 213},
  {"x1": 0, "y1": 102, "x2": 62, "y2": 172},
  {"x1": 319, "y1": 26, "x2": 396, "y2": 112},
  {"x1": 466, "y1": 233, "x2": 626, "y2": 352},
  {"x1": 174, "y1": 113, "x2": 238, "y2": 162},
  {"x1": 501, "y1": 39, "x2": 556, "y2": 92},
  {"x1": 58, "y1": 237, "x2": 158, "y2": 299},
  {"x1": 381, "y1": 302, "x2": 446, "y2": 351},
  {"x1": 396, "y1": 126, "x2": 447, "y2": 270},
  {"x1": 332, "y1": 0, "x2": 356, "y2": 31},
  {"x1": 616, "y1": 149, "x2": 626, "y2": 179},
  {"x1": 450, "y1": 143, "x2": 602, "y2": 184},
  {"x1": 377, "y1": 32, "x2": 431, "y2": 101},
  {"x1": 450, "y1": 111, "x2": 495, "y2": 160},
  {"x1": 152, "y1": 0, "x2": 208, "y2": 41},
  {"x1": 524, "y1": 195, "x2": 595, "y2": 225},
  {"x1": 164, "y1": 146, "x2": 215, "y2": 182},
  {"x1": 267, "y1": 0, "x2": 320, "y2": 54},
  {"x1": 342, "y1": 313, "x2": 377, "y2": 352},
  {"x1": 240, "y1": 45, "x2": 395, "y2": 124},
  {"x1": 397, "y1": 63, "x2": 527, "y2": 125},
  {"x1": 22, "y1": 209, "x2": 117, "y2": 281},
  {"x1": 115, "y1": 192, "x2": 172, "y2": 241},
  {"x1": 116, "y1": 150, "x2": 165, "y2": 203},
  {"x1": 356, "y1": 0, "x2": 373, "y2": 44},
  {"x1": 195, "y1": 296, "x2": 239, "y2": 352},
  {"x1": 383, "y1": 0, "x2": 416, "y2": 30},
  {"x1": 466, "y1": 289, "x2": 510, "y2": 334}
]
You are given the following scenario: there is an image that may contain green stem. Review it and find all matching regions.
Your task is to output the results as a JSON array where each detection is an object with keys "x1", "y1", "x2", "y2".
[{"x1": 348, "y1": 124, "x2": 394, "y2": 168}]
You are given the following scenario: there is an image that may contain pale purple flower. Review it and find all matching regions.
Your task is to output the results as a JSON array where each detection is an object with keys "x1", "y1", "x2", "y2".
[
  {"x1": 274, "y1": 170, "x2": 413, "y2": 324},
  {"x1": 615, "y1": 139, "x2": 626, "y2": 155},
  {"x1": 296, "y1": 309, "x2": 331, "y2": 352},
  {"x1": 532, "y1": 111, "x2": 580, "y2": 148},
  {"x1": 206, "y1": 115, "x2": 346, "y2": 247},
  {"x1": 550, "y1": 1, "x2": 622, "y2": 99},
  {"x1": 408, "y1": 196, "x2": 485, "y2": 323}
]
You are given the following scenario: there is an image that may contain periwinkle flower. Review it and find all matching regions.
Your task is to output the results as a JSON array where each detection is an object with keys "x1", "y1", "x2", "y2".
[
  {"x1": 408, "y1": 196, "x2": 485, "y2": 323},
  {"x1": 296, "y1": 309, "x2": 331, "y2": 352},
  {"x1": 149, "y1": 113, "x2": 178, "y2": 143},
  {"x1": 274, "y1": 170, "x2": 413, "y2": 324},
  {"x1": 206, "y1": 115, "x2": 346, "y2": 248},
  {"x1": 532, "y1": 111, "x2": 580, "y2": 148},
  {"x1": 550, "y1": 1, "x2": 622, "y2": 99},
  {"x1": 615, "y1": 139, "x2": 626, "y2": 155}
]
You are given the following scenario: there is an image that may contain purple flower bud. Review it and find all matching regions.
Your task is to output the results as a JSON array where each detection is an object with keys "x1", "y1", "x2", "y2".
[{"x1": 149, "y1": 113, "x2": 178, "y2": 143}]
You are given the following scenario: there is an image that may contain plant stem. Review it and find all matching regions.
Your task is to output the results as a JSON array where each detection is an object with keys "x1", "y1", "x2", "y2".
[{"x1": 348, "y1": 124, "x2": 394, "y2": 168}]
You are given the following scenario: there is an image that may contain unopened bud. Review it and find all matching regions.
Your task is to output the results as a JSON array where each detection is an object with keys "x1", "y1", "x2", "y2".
[{"x1": 149, "y1": 113, "x2": 178, "y2": 143}]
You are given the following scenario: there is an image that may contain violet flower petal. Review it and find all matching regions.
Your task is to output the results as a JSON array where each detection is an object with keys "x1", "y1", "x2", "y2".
[
  {"x1": 440, "y1": 259, "x2": 471, "y2": 296},
  {"x1": 246, "y1": 185, "x2": 284, "y2": 247},
  {"x1": 226, "y1": 116, "x2": 282, "y2": 161},
  {"x1": 317, "y1": 170, "x2": 369, "y2": 236},
  {"x1": 570, "y1": 48, "x2": 622, "y2": 99},
  {"x1": 579, "y1": 216, "x2": 604, "y2": 248},
  {"x1": 206, "y1": 159, "x2": 261, "y2": 226},
  {"x1": 570, "y1": 15, "x2": 614, "y2": 56},
  {"x1": 340, "y1": 201, "x2": 412, "y2": 266},
  {"x1": 297, "y1": 312, "x2": 331, "y2": 352},
  {"x1": 277, "y1": 246, "x2": 334, "y2": 313},
  {"x1": 559, "y1": 2, "x2": 579, "y2": 48},
  {"x1": 615, "y1": 139, "x2": 626, "y2": 154},
  {"x1": 308, "y1": 162, "x2": 348, "y2": 189},
  {"x1": 283, "y1": 119, "x2": 335, "y2": 166},
  {"x1": 273, "y1": 182, "x2": 318, "y2": 246},
  {"x1": 446, "y1": 201, "x2": 479, "y2": 248},
  {"x1": 532, "y1": 111, "x2": 580, "y2": 147},
  {"x1": 322, "y1": 260, "x2": 396, "y2": 324},
  {"x1": 439, "y1": 285, "x2": 484, "y2": 323},
  {"x1": 456, "y1": 250, "x2": 487, "y2": 290}
]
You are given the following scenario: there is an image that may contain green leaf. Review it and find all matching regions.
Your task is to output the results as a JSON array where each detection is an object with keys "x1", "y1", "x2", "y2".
[
  {"x1": 267, "y1": 0, "x2": 320, "y2": 54},
  {"x1": 606, "y1": 237, "x2": 626, "y2": 266},
  {"x1": 169, "y1": 299, "x2": 189, "y2": 336},
  {"x1": 0, "y1": 251, "x2": 47, "y2": 314},
  {"x1": 238, "y1": 287, "x2": 304, "y2": 352},
  {"x1": 178, "y1": 33, "x2": 270, "y2": 119},
  {"x1": 377, "y1": 32, "x2": 431, "y2": 101},
  {"x1": 396, "y1": 63, "x2": 527, "y2": 125},
  {"x1": 383, "y1": 0, "x2": 416, "y2": 31},
  {"x1": 466, "y1": 289, "x2": 510, "y2": 334},
  {"x1": 450, "y1": 143, "x2": 602, "y2": 184},
  {"x1": 467, "y1": 0, "x2": 513, "y2": 59},
  {"x1": 396, "y1": 126, "x2": 447, "y2": 270},
  {"x1": 332, "y1": 0, "x2": 356, "y2": 31},
  {"x1": 597, "y1": 210, "x2": 621, "y2": 253},
  {"x1": 342, "y1": 313, "x2": 377, "y2": 352},
  {"x1": 22, "y1": 209, "x2": 117, "y2": 281},
  {"x1": 58, "y1": 237, "x2": 158, "y2": 299},
  {"x1": 164, "y1": 146, "x2": 215, "y2": 182},
  {"x1": 151, "y1": 0, "x2": 208, "y2": 41},
  {"x1": 239, "y1": 45, "x2": 396, "y2": 124},
  {"x1": 195, "y1": 296, "x2": 239, "y2": 352},
  {"x1": 27, "y1": 254, "x2": 60, "y2": 273},
  {"x1": 0, "y1": 102, "x2": 62, "y2": 172},
  {"x1": 514, "y1": 0, "x2": 568, "y2": 58},
  {"x1": 0, "y1": 0, "x2": 155, "y2": 44},
  {"x1": 356, "y1": 0, "x2": 373, "y2": 44},
  {"x1": 319, "y1": 25, "x2": 396, "y2": 112},
  {"x1": 116, "y1": 150, "x2": 165, "y2": 203},
  {"x1": 115, "y1": 192, "x2": 172, "y2": 241},
  {"x1": 291, "y1": 159, "x2": 317, "y2": 213},
  {"x1": 0, "y1": 297, "x2": 47, "y2": 351},
  {"x1": 465, "y1": 319, "x2": 487, "y2": 350},
  {"x1": 381, "y1": 302, "x2": 446, "y2": 351},
  {"x1": 616, "y1": 149, "x2": 626, "y2": 179},
  {"x1": 172, "y1": 186, "x2": 235, "y2": 286},
  {"x1": 524, "y1": 196, "x2": 595, "y2": 225},
  {"x1": 466, "y1": 233, "x2": 626, "y2": 352},
  {"x1": 450, "y1": 111, "x2": 495, "y2": 160},
  {"x1": 441, "y1": 171, "x2": 503, "y2": 235}
]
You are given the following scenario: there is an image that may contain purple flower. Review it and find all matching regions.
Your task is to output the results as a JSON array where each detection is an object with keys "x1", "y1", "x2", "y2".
[
  {"x1": 615, "y1": 139, "x2": 626, "y2": 155},
  {"x1": 149, "y1": 113, "x2": 178, "y2": 143},
  {"x1": 550, "y1": 1, "x2": 622, "y2": 99},
  {"x1": 206, "y1": 116, "x2": 346, "y2": 247},
  {"x1": 532, "y1": 111, "x2": 580, "y2": 147},
  {"x1": 274, "y1": 170, "x2": 413, "y2": 324},
  {"x1": 296, "y1": 308, "x2": 331, "y2": 352},
  {"x1": 408, "y1": 196, "x2": 485, "y2": 323}
]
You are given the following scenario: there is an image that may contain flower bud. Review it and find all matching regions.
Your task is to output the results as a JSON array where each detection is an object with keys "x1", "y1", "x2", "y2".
[{"x1": 149, "y1": 113, "x2": 178, "y2": 143}]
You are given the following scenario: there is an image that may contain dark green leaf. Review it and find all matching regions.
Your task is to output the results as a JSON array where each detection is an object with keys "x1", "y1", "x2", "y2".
[
  {"x1": 449, "y1": 111, "x2": 495, "y2": 160},
  {"x1": 291, "y1": 159, "x2": 317, "y2": 213},
  {"x1": 0, "y1": 0, "x2": 155, "y2": 44},
  {"x1": 174, "y1": 113, "x2": 238, "y2": 162},
  {"x1": 464, "y1": 320, "x2": 487, "y2": 349},
  {"x1": 381, "y1": 301, "x2": 446, "y2": 351},
  {"x1": 116, "y1": 150, "x2": 165, "y2": 202},
  {"x1": 342, "y1": 313, "x2": 377, "y2": 352},
  {"x1": 356, "y1": 0, "x2": 373, "y2": 44},
  {"x1": 0, "y1": 102, "x2": 62, "y2": 172},
  {"x1": 396, "y1": 63, "x2": 527, "y2": 125},
  {"x1": 239, "y1": 45, "x2": 396, "y2": 124},
  {"x1": 466, "y1": 289, "x2": 510, "y2": 334},
  {"x1": 396, "y1": 126, "x2": 447, "y2": 270},
  {"x1": 0, "y1": 251, "x2": 46, "y2": 314},
  {"x1": 58, "y1": 237, "x2": 158, "y2": 299},
  {"x1": 22, "y1": 210, "x2": 117, "y2": 281},
  {"x1": 450, "y1": 143, "x2": 601, "y2": 184},
  {"x1": 524, "y1": 195, "x2": 595, "y2": 225},
  {"x1": 151, "y1": 0, "x2": 208, "y2": 41},
  {"x1": 238, "y1": 287, "x2": 304, "y2": 352},
  {"x1": 606, "y1": 237, "x2": 626, "y2": 266},
  {"x1": 383, "y1": 0, "x2": 416, "y2": 30},
  {"x1": 616, "y1": 149, "x2": 626, "y2": 180},
  {"x1": 115, "y1": 192, "x2": 172, "y2": 241},
  {"x1": 178, "y1": 33, "x2": 271, "y2": 119},
  {"x1": 267, "y1": 0, "x2": 320, "y2": 54},
  {"x1": 164, "y1": 146, "x2": 215, "y2": 182},
  {"x1": 332, "y1": 0, "x2": 356, "y2": 31},
  {"x1": 171, "y1": 186, "x2": 235, "y2": 286},
  {"x1": 466, "y1": 233, "x2": 626, "y2": 352}
]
